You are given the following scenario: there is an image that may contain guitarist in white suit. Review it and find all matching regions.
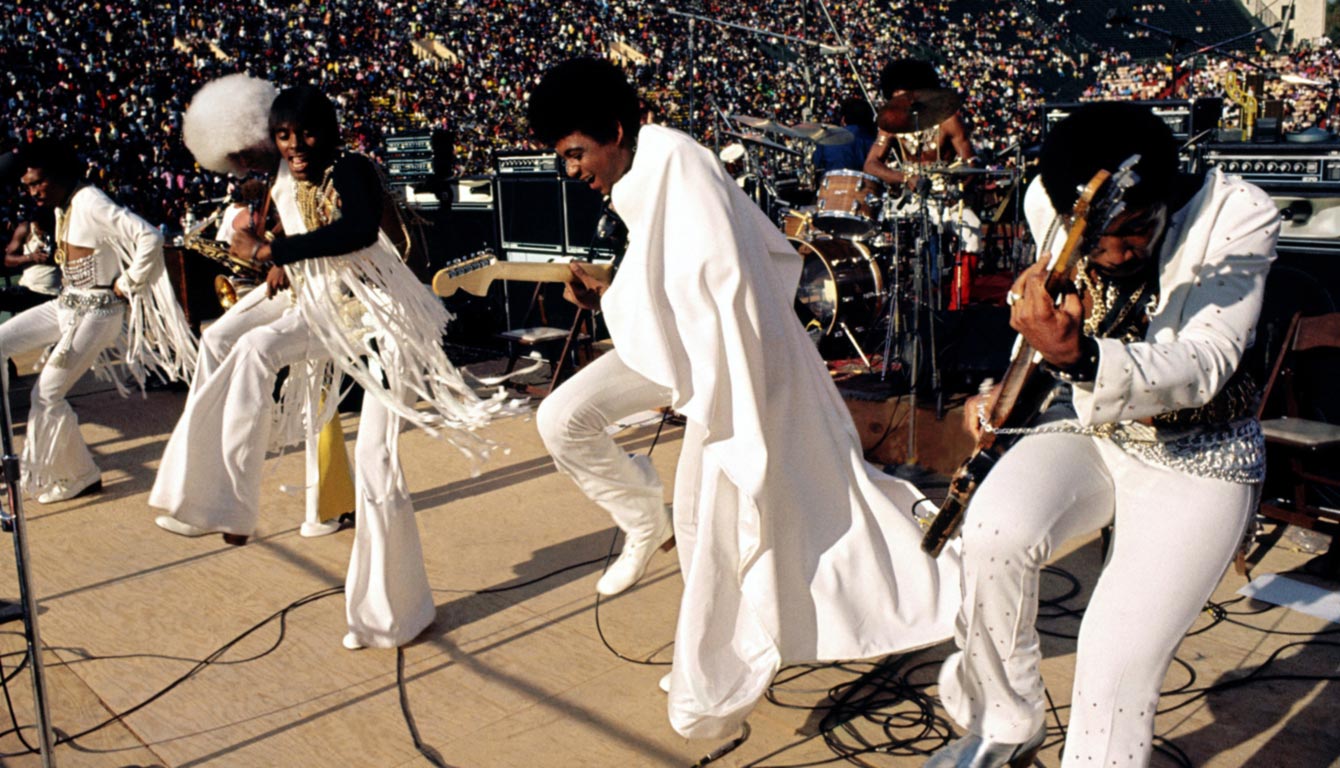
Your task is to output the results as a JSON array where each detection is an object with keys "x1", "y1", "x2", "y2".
[{"x1": 927, "y1": 102, "x2": 1279, "y2": 768}]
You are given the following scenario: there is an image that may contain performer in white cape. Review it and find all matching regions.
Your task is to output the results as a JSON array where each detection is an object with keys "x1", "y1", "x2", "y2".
[
  {"x1": 157, "y1": 85, "x2": 519, "y2": 649},
  {"x1": 3, "y1": 138, "x2": 196, "y2": 503},
  {"x1": 528, "y1": 59, "x2": 960, "y2": 739},
  {"x1": 152, "y1": 72, "x2": 349, "y2": 540}
]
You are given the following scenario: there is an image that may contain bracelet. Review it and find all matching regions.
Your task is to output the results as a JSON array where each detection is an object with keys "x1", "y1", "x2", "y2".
[
  {"x1": 1040, "y1": 335, "x2": 1100, "y2": 383},
  {"x1": 250, "y1": 242, "x2": 262, "y2": 261}
]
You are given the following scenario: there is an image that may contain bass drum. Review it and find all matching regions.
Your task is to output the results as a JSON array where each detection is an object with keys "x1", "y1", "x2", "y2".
[{"x1": 790, "y1": 236, "x2": 886, "y2": 339}]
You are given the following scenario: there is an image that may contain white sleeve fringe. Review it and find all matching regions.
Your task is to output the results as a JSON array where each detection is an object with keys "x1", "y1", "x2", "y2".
[{"x1": 121, "y1": 268, "x2": 200, "y2": 388}]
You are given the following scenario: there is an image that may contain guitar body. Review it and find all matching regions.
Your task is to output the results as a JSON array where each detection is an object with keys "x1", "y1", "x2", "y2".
[{"x1": 921, "y1": 355, "x2": 1057, "y2": 556}]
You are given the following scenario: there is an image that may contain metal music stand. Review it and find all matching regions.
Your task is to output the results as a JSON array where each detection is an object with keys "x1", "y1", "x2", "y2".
[{"x1": 0, "y1": 367, "x2": 57, "y2": 767}]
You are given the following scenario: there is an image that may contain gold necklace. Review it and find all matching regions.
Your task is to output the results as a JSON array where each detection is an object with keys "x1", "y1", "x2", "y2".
[
  {"x1": 294, "y1": 163, "x2": 337, "y2": 232},
  {"x1": 53, "y1": 207, "x2": 68, "y2": 266}
]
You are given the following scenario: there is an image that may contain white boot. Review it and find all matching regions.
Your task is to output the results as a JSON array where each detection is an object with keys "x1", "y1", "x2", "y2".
[{"x1": 596, "y1": 504, "x2": 673, "y2": 596}]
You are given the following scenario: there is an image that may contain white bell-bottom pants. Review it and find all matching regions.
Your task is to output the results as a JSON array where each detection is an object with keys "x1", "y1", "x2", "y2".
[
  {"x1": 152, "y1": 288, "x2": 335, "y2": 526},
  {"x1": 149, "y1": 300, "x2": 432, "y2": 647},
  {"x1": 536, "y1": 350, "x2": 674, "y2": 544},
  {"x1": 936, "y1": 430, "x2": 1256, "y2": 767},
  {"x1": 0, "y1": 298, "x2": 124, "y2": 495}
]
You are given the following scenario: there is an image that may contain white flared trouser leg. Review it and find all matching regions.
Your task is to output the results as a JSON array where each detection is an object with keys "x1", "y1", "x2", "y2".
[
  {"x1": 149, "y1": 307, "x2": 313, "y2": 535},
  {"x1": 198, "y1": 290, "x2": 338, "y2": 527},
  {"x1": 536, "y1": 350, "x2": 673, "y2": 540},
  {"x1": 937, "y1": 432, "x2": 1255, "y2": 766},
  {"x1": 343, "y1": 375, "x2": 433, "y2": 648},
  {"x1": 193, "y1": 287, "x2": 291, "y2": 384},
  {"x1": 0, "y1": 299, "x2": 123, "y2": 496}
]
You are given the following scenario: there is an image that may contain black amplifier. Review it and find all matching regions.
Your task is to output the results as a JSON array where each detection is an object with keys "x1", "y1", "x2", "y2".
[
  {"x1": 1201, "y1": 142, "x2": 1340, "y2": 193},
  {"x1": 387, "y1": 156, "x2": 434, "y2": 177},
  {"x1": 386, "y1": 130, "x2": 434, "y2": 156},
  {"x1": 1042, "y1": 99, "x2": 1222, "y2": 141},
  {"x1": 496, "y1": 151, "x2": 558, "y2": 175}
]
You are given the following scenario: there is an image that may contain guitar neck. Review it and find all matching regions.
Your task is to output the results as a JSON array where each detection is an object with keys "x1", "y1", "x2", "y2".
[{"x1": 491, "y1": 261, "x2": 611, "y2": 284}]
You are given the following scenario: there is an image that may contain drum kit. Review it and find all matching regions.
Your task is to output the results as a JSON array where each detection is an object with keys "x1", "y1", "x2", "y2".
[{"x1": 726, "y1": 89, "x2": 1021, "y2": 400}]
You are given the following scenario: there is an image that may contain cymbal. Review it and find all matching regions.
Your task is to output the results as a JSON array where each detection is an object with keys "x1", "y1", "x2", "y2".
[
  {"x1": 725, "y1": 131, "x2": 802, "y2": 157},
  {"x1": 792, "y1": 121, "x2": 854, "y2": 146},
  {"x1": 731, "y1": 114, "x2": 774, "y2": 129},
  {"x1": 877, "y1": 88, "x2": 961, "y2": 134},
  {"x1": 731, "y1": 114, "x2": 811, "y2": 141}
]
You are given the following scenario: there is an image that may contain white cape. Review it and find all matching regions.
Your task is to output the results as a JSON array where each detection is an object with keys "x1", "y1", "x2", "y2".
[{"x1": 604, "y1": 126, "x2": 961, "y2": 739}]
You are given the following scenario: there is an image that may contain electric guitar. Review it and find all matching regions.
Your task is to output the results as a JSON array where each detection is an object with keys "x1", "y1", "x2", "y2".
[
  {"x1": 431, "y1": 250, "x2": 614, "y2": 298},
  {"x1": 921, "y1": 158, "x2": 1141, "y2": 557}
]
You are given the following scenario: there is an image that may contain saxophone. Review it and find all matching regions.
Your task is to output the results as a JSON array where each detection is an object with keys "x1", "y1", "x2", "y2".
[
  {"x1": 182, "y1": 207, "x2": 266, "y2": 308},
  {"x1": 182, "y1": 233, "x2": 266, "y2": 281}
]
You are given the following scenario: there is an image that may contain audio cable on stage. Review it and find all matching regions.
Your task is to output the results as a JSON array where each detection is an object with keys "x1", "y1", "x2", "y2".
[{"x1": 0, "y1": 585, "x2": 344, "y2": 758}]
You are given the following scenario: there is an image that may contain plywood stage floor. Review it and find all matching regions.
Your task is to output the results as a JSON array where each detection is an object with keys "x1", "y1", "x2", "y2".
[{"x1": 0, "y1": 357, "x2": 1334, "y2": 768}]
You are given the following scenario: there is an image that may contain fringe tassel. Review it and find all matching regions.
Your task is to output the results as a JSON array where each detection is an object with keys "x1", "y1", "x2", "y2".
[
  {"x1": 121, "y1": 270, "x2": 199, "y2": 388},
  {"x1": 288, "y1": 234, "x2": 526, "y2": 468}
]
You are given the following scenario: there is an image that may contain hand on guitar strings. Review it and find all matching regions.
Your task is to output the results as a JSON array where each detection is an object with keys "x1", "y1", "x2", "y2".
[
  {"x1": 1008, "y1": 261, "x2": 1084, "y2": 368},
  {"x1": 962, "y1": 381, "x2": 1002, "y2": 442},
  {"x1": 563, "y1": 261, "x2": 611, "y2": 312}
]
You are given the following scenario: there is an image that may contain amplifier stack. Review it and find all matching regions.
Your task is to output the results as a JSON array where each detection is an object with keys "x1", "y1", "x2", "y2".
[
  {"x1": 1202, "y1": 141, "x2": 1340, "y2": 255},
  {"x1": 494, "y1": 151, "x2": 616, "y2": 263}
]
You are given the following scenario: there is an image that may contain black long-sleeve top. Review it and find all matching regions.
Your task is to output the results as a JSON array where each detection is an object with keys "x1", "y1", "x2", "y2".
[{"x1": 269, "y1": 153, "x2": 384, "y2": 265}]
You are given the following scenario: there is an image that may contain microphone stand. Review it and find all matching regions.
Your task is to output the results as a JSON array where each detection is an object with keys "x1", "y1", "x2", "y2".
[
  {"x1": 810, "y1": 0, "x2": 879, "y2": 113},
  {"x1": 666, "y1": 8, "x2": 841, "y2": 140},
  {"x1": 0, "y1": 367, "x2": 57, "y2": 768}
]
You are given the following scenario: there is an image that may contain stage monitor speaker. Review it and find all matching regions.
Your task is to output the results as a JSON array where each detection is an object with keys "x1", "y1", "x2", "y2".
[{"x1": 496, "y1": 174, "x2": 564, "y2": 255}]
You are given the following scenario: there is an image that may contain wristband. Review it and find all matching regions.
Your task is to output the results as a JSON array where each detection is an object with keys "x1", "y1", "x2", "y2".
[
  {"x1": 250, "y1": 242, "x2": 262, "y2": 262},
  {"x1": 1041, "y1": 335, "x2": 1100, "y2": 383}
]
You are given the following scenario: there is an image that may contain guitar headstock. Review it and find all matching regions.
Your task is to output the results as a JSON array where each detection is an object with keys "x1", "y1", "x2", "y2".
[
  {"x1": 1052, "y1": 154, "x2": 1142, "y2": 277},
  {"x1": 431, "y1": 248, "x2": 500, "y2": 297}
]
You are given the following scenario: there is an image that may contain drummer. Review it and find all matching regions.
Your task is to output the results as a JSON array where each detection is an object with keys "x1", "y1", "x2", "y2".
[
  {"x1": 813, "y1": 97, "x2": 877, "y2": 174},
  {"x1": 862, "y1": 58, "x2": 977, "y2": 191}
]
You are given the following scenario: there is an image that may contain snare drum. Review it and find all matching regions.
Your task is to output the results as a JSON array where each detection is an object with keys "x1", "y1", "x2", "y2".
[
  {"x1": 813, "y1": 170, "x2": 884, "y2": 238},
  {"x1": 790, "y1": 236, "x2": 885, "y2": 337}
]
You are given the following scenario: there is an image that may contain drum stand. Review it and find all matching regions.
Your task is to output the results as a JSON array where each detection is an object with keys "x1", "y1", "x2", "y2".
[{"x1": 0, "y1": 368, "x2": 57, "y2": 767}]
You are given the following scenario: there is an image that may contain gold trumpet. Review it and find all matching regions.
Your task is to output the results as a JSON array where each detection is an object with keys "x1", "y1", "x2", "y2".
[{"x1": 182, "y1": 234, "x2": 265, "y2": 308}]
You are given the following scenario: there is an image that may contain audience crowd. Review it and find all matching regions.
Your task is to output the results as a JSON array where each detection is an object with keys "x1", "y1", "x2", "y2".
[{"x1": 0, "y1": 0, "x2": 1333, "y2": 239}]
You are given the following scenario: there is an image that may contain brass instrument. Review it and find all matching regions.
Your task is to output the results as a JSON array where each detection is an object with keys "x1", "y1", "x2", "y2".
[
  {"x1": 1223, "y1": 70, "x2": 1258, "y2": 141},
  {"x1": 182, "y1": 234, "x2": 264, "y2": 309}
]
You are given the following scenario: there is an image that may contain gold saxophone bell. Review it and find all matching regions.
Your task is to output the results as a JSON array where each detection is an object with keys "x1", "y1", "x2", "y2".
[
  {"x1": 215, "y1": 274, "x2": 239, "y2": 309},
  {"x1": 183, "y1": 234, "x2": 267, "y2": 309},
  {"x1": 214, "y1": 274, "x2": 258, "y2": 309}
]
